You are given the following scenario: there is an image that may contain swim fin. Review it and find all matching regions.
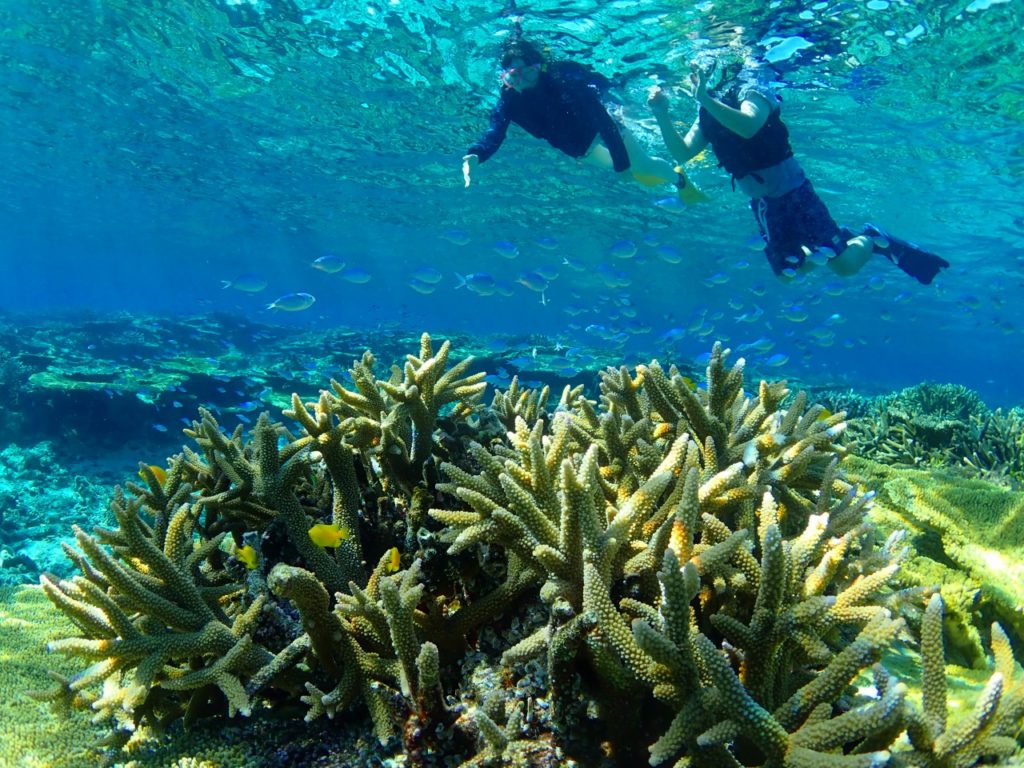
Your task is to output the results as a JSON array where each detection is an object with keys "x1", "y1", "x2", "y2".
[
  {"x1": 675, "y1": 167, "x2": 708, "y2": 205},
  {"x1": 860, "y1": 223, "x2": 950, "y2": 285}
]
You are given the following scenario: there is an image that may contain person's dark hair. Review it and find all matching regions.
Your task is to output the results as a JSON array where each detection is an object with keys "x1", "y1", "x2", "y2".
[{"x1": 500, "y1": 38, "x2": 545, "y2": 68}]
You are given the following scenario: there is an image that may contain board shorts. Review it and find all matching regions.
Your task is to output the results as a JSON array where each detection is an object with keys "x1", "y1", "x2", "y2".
[{"x1": 750, "y1": 179, "x2": 847, "y2": 276}]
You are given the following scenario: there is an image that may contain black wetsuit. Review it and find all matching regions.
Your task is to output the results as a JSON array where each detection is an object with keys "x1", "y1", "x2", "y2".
[{"x1": 467, "y1": 61, "x2": 630, "y2": 172}]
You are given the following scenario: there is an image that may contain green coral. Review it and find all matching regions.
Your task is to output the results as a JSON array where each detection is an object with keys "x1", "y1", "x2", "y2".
[
  {"x1": 840, "y1": 383, "x2": 1024, "y2": 488},
  {"x1": 846, "y1": 456, "x2": 1024, "y2": 669},
  {"x1": 32, "y1": 335, "x2": 1024, "y2": 768},
  {"x1": 1, "y1": 585, "x2": 105, "y2": 767}
]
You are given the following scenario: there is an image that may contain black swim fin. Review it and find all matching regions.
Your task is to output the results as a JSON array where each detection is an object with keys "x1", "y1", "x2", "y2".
[{"x1": 860, "y1": 223, "x2": 950, "y2": 285}]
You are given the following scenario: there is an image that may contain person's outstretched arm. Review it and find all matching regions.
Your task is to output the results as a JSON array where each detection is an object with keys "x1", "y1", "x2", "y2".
[
  {"x1": 647, "y1": 87, "x2": 707, "y2": 164},
  {"x1": 463, "y1": 97, "x2": 512, "y2": 187},
  {"x1": 696, "y1": 90, "x2": 770, "y2": 139},
  {"x1": 687, "y1": 62, "x2": 770, "y2": 139}
]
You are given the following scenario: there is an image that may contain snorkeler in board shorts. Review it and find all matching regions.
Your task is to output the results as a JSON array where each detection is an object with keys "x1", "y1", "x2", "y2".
[{"x1": 649, "y1": 59, "x2": 949, "y2": 284}]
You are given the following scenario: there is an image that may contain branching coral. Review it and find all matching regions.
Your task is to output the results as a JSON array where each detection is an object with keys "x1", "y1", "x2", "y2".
[
  {"x1": 842, "y1": 385, "x2": 1024, "y2": 489},
  {"x1": 34, "y1": 335, "x2": 1024, "y2": 767}
]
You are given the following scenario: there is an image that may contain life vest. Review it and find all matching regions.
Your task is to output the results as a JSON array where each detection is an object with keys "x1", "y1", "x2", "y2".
[{"x1": 698, "y1": 87, "x2": 793, "y2": 181}]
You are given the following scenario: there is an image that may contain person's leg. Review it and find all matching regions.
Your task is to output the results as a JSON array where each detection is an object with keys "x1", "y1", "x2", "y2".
[
  {"x1": 772, "y1": 180, "x2": 873, "y2": 278},
  {"x1": 752, "y1": 197, "x2": 801, "y2": 281},
  {"x1": 583, "y1": 129, "x2": 706, "y2": 200},
  {"x1": 849, "y1": 224, "x2": 950, "y2": 284},
  {"x1": 828, "y1": 235, "x2": 874, "y2": 276},
  {"x1": 580, "y1": 141, "x2": 614, "y2": 170},
  {"x1": 619, "y1": 129, "x2": 676, "y2": 185}
]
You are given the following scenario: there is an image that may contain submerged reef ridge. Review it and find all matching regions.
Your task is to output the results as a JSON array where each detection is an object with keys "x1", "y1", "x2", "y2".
[
  {"x1": 821, "y1": 382, "x2": 1024, "y2": 490},
  {"x1": 32, "y1": 334, "x2": 1024, "y2": 767}
]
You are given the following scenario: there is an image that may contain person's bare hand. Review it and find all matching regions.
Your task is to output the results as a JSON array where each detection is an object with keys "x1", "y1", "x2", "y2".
[
  {"x1": 461, "y1": 154, "x2": 478, "y2": 188},
  {"x1": 684, "y1": 60, "x2": 715, "y2": 101},
  {"x1": 647, "y1": 86, "x2": 670, "y2": 115}
]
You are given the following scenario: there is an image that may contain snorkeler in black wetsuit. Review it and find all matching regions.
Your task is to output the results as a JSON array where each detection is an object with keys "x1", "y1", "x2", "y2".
[
  {"x1": 462, "y1": 39, "x2": 706, "y2": 202},
  {"x1": 649, "y1": 60, "x2": 950, "y2": 285}
]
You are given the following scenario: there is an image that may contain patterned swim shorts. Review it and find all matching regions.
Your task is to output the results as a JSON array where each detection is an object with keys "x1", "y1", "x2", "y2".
[{"x1": 750, "y1": 180, "x2": 846, "y2": 276}]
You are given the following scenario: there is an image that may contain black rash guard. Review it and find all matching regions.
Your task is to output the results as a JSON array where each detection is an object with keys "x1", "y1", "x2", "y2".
[{"x1": 467, "y1": 61, "x2": 630, "y2": 172}]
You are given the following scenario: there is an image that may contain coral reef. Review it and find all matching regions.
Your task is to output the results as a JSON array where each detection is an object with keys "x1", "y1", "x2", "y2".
[
  {"x1": 0, "y1": 584, "x2": 105, "y2": 766},
  {"x1": 31, "y1": 335, "x2": 1024, "y2": 766},
  {"x1": 846, "y1": 455, "x2": 1024, "y2": 669},
  {"x1": 0, "y1": 313, "x2": 609, "y2": 455},
  {"x1": 0, "y1": 441, "x2": 110, "y2": 587},
  {"x1": 826, "y1": 383, "x2": 1024, "y2": 490}
]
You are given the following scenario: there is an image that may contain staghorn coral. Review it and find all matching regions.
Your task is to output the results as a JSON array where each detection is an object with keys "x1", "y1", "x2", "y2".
[
  {"x1": 887, "y1": 594, "x2": 1024, "y2": 768},
  {"x1": 33, "y1": 336, "x2": 1024, "y2": 767},
  {"x1": 841, "y1": 384, "x2": 1024, "y2": 489},
  {"x1": 962, "y1": 407, "x2": 1024, "y2": 489},
  {"x1": 308, "y1": 332, "x2": 488, "y2": 495}
]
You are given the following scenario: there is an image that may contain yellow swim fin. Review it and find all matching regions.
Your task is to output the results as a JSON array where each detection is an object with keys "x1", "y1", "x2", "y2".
[
  {"x1": 675, "y1": 166, "x2": 709, "y2": 204},
  {"x1": 631, "y1": 170, "x2": 670, "y2": 187}
]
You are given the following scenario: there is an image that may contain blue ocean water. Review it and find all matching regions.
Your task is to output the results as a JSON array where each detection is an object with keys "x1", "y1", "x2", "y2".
[
  {"x1": 3, "y1": 5, "x2": 1024, "y2": 765},
  {"x1": 1, "y1": 0, "x2": 1022, "y2": 407}
]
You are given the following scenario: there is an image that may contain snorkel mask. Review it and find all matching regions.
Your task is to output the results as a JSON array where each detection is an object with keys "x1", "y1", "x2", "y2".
[
  {"x1": 501, "y1": 60, "x2": 541, "y2": 89},
  {"x1": 499, "y1": 38, "x2": 545, "y2": 90}
]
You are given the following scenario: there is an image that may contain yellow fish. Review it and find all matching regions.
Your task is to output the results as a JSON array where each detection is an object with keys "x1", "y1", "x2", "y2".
[
  {"x1": 386, "y1": 546, "x2": 401, "y2": 573},
  {"x1": 308, "y1": 523, "x2": 349, "y2": 548},
  {"x1": 236, "y1": 545, "x2": 258, "y2": 570},
  {"x1": 681, "y1": 376, "x2": 697, "y2": 391},
  {"x1": 138, "y1": 464, "x2": 167, "y2": 485},
  {"x1": 443, "y1": 596, "x2": 462, "y2": 617},
  {"x1": 816, "y1": 407, "x2": 833, "y2": 421}
]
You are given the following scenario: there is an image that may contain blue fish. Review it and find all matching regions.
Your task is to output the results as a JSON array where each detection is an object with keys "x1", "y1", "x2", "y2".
[
  {"x1": 221, "y1": 273, "x2": 268, "y2": 293},
  {"x1": 823, "y1": 281, "x2": 845, "y2": 297},
  {"x1": 412, "y1": 266, "x2": 443, "y2": 284},
  {"x1": 455, "y1": 272, "x2": 496, "y2": 296},
  {"x1": 654, "y1": 196, "x2": 685, "y2": 211},
  {"x1": 493, "y1": 241, "x2": 519, "y2": 259},
  {"x1": 341, "y1": 268, "x2": 372, "y2": 284},
  {"x1": 408, "y1": 278, "x2": 436, "y2": 295},
  {"x1": 267, "y1": 292, "x2": 316, "y2": 311},
  {"x1": 440, "y1": 229, "x2": 471, "y2": 245},
  {"x1": 655, "y1": 245, "x2": 683, "y2": 264},
  {"x1": 516, "y1": 271, "x2": 549, "y2": 293},
  {"x1": 312, "y1": 254, "x2": 346, "y2": 273},
  {"x1": 607, "y1": 240, "x2": 637, "y2": 260}
]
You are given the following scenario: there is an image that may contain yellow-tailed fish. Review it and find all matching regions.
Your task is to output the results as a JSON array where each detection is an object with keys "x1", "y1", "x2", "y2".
[
  {"x1": 308, "y1": 523, "x2": 349, "y2": 548},
  {"x1": 386, "y1": 546, "x2": 401, "y2": 573},
  {"x1": 236, "y1": 545, "x2": 258, "y2": 570},
  {"x1": 138, "y1": 464, "x2": 167, "y2": 485}
]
